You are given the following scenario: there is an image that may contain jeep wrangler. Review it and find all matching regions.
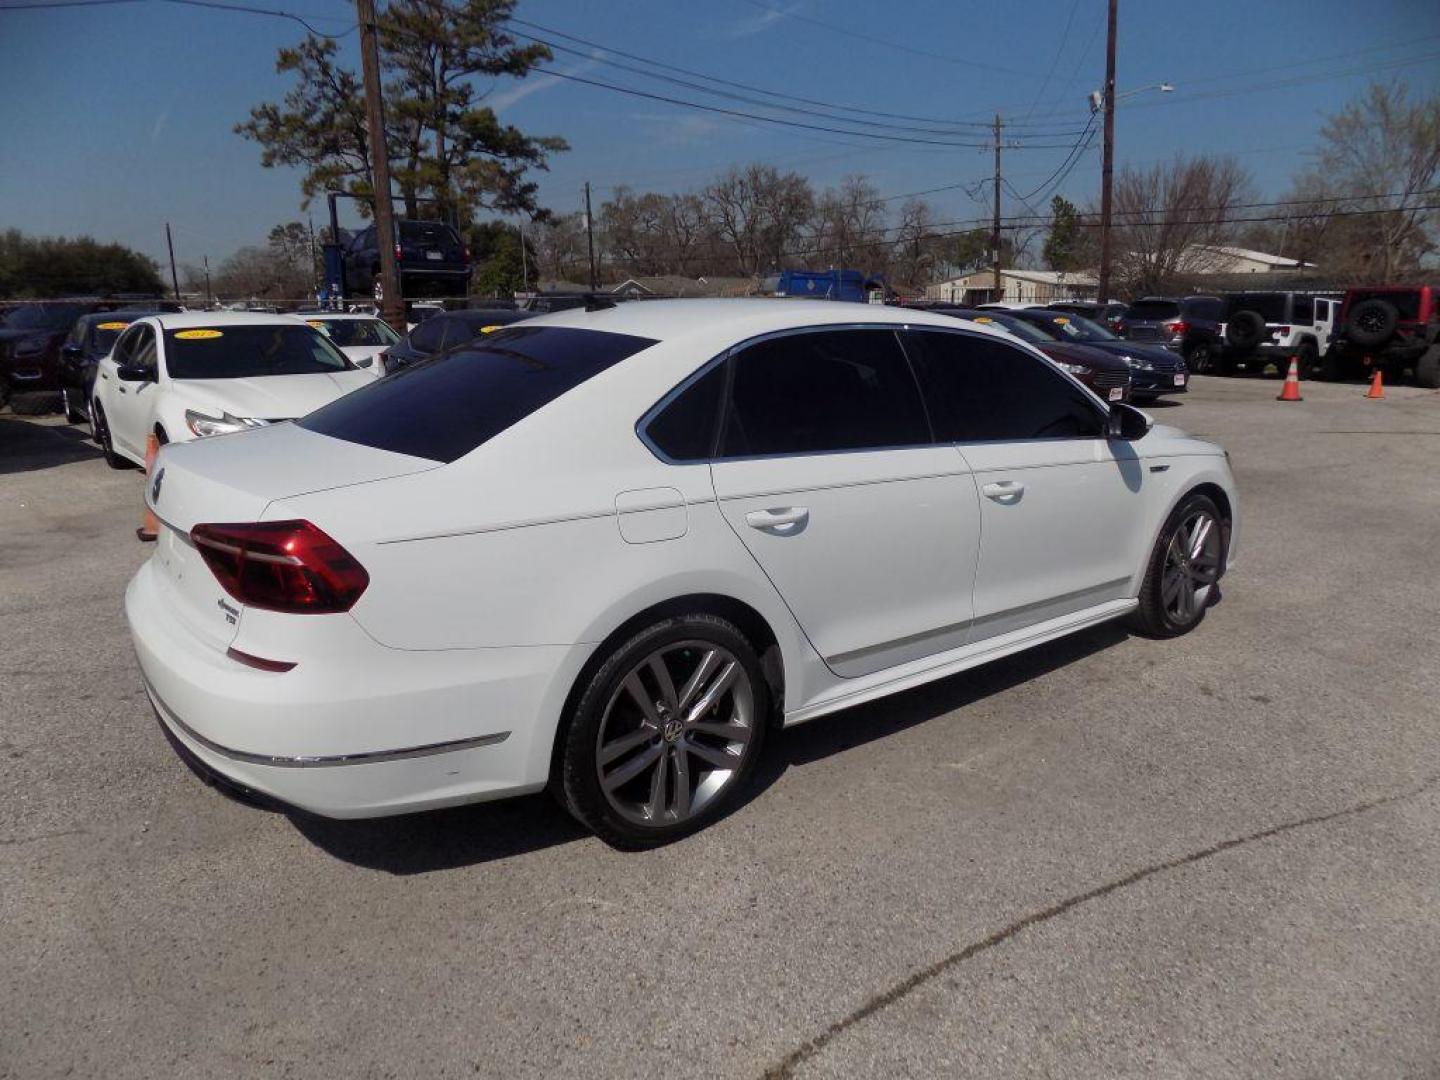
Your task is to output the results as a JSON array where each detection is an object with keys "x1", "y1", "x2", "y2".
[
  {"x1": 1322, "y1": 285, "x2": 1440, "y2": 387},
  {"x1": 1218, "y1": 290, "x2": 1342, "y2": 376}
]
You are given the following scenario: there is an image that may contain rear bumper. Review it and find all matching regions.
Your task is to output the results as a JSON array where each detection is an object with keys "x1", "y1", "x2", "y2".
[{"x1": 126, "y1": 558, "x2": 583, "y2": 818}]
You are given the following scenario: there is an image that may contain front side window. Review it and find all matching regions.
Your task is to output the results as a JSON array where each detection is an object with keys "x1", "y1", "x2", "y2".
[
  {"x1": 314, "y1": 318, "x2": 400, "y2": 348},
  {"x1": 131, "y1": 326, "x2": 157, "y2": 372},
  {"x1": 719, "y1": 328, "x2": 930, "y2": 458},
  {"x1": 300, "y1": 325, "x2": 656, "y2": 463},
  {"x1": 902, "y1": 329, "x2": 1106, "y2": 442},
  {"x1": 163, "y1": 325, "x2": 351, "y2": 380}
]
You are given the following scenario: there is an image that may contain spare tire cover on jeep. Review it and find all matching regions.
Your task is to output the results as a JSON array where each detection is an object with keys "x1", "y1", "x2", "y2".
[
  {"x1": 1226, "y1": 309, "x2": 1266, "y2": 350},
  {"x1": 1345, "y1": 298, "x2": 1399, "y2": 348}
]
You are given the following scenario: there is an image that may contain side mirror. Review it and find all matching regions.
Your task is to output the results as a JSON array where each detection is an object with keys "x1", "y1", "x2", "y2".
[
  {"x1": 116, "y1": 363, "x2": 154, "y2": 383},
  {"x1": 60, "y1": 343, "x2": 84, "y2": 361},
  {"x1": 1107, "y1": 402, "x2": 1152, "y2": 441},
  {"x1": 355, "y1": 356, "x2": 374, "y2": 368}
]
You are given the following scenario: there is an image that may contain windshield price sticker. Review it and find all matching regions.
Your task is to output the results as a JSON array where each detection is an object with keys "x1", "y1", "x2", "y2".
[{"x1": 174, "y1": 329, "x2": 224, "y2": 340}]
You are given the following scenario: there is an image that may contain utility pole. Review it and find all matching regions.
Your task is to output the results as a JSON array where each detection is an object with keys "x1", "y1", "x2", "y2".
[
  {"x1": 307, "y1": 216, "x2": 319, "y2": 297},
  {"x1": 1097, "y1": 0, "x2": 1119, "y2": 303},
  {"x1": 991, "y1": 114, "x2": 1003, "y2": 301},
  {"x1": 356, "y1": 0, "x2": 404, "y2": 331},
  {"x1": 518, "y1": 221, "x2": 529, "y2": 294},
  {"x1": 203, "y1": 255, "x2": 212, "y2": 308},
  {"x1": 164, "y1": 223, "x2": 181, "y2": 302},
  {"x1": 583, "y1": 181, "x2": 598, "y2": 290}
]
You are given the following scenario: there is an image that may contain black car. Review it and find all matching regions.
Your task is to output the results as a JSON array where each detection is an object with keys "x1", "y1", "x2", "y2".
[
  {"x1": 1046, "y1": 300, "x2": 1128, "y2": 333},
  {"x1": 382, "y1": 308, "x2": 532, "y2": 373},
  {"x1": 1003, "y1": 307, "x2": 1189, "y2": 402},
  {"x1": 1, "y1": 301, "x2": 106, "y2": 413},
  {"x1": 58, "y1": 310, "x2": 161, "y2": 424},
  {"x1": 343, "y1": 220, "x2": 472, "y2": 302},
  {"x1": 1119, "y1": 296, "x2": 1224, "y2": 370}
]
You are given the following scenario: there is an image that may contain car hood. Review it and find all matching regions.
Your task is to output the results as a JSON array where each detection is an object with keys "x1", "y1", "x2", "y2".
[
  {"x1": 171, "y1": 370, "x2": 372, "y2": 421},
  {"x1": 1036, "y1": 341, "x2": 1128, "y2": 369},
  {"x1": 1081, "y1": 340, "x2": 1182, "y2": 367},
  {"x1": 0, "y1": 329, "x2": 55, "y2": 347}
]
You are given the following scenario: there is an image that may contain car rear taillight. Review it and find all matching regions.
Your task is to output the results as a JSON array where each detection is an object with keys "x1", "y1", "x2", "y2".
[
  {"x1": 191, "y1": 520, "x2": 369, "y2": 614},
  {"x1": 463, "y1": 246, "x2": 471, "y2": 262},
  {"x1": 1165, "y1": 320, "x2": 1188, "y2": 335},
  {"x1": 394, "y1": 243, "x2": 403, "y2": 261}
]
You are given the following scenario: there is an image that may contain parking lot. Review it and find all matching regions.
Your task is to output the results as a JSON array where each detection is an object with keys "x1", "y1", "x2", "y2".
[{"x1": 3, "y1": 374, "x2": 1438, "y2": 1078}]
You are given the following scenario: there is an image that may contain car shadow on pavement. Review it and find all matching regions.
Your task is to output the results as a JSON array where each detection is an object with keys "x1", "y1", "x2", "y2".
[
  {"x1": 0, "y1": 415, "x2": 103, "y2": 474},
  {"x1": 292, "y1": 621, "x2": 1130, "y2": 873}
]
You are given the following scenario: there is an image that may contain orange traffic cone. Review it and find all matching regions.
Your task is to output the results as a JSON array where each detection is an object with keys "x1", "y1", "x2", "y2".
[
  {"x1": 1365, "y1": 369, "x2": 1385, "y2": 400},
  {"x1": 1276, "y1": 356, "x2": 1302, "y2": 402},
  {"x1": 136, "y1": 433, "x2": 160, "y2": 542}
]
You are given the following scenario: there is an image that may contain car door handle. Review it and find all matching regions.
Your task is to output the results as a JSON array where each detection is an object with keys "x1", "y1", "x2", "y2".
[
  {"x1": 117, "y1": 385, "x2": 128, "y2": 394},
  {"x1": 981, "y1": 481, "x2": 1025, "y2": 501},
  {"x1": 745, "y1": 507, "x2": 809, "y2": 530}
]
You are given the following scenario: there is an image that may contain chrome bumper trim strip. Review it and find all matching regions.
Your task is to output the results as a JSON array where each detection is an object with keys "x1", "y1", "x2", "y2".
[{"x1": 146, "y1": 680, "x2": 509, "y2": 768}]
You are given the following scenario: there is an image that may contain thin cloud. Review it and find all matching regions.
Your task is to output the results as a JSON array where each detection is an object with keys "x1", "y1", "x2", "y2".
[
  {"x1": 489, "y1": 53, "x2": 603, "y2": 113},
  {"x1": 724, "y1": 0, "x2": 802, "y2": 39},
  {"x1": 150, "y1": 107, "x2": 169, "y2": 144}
]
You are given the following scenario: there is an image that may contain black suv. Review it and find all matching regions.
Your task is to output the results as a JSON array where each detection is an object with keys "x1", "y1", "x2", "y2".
[
  {"x1": 343, "y1": 220, "x2": 472, "y2": 302},
  {"x1": 1218, "y1": 291, "x2": 1342, "y2": 376},
  {"x1": 1322, "y1": 285, "x2": 1440, "y2": 387},
  {"x1": 1120, "y1": 296, "x2": 1224, "y2": 371}
]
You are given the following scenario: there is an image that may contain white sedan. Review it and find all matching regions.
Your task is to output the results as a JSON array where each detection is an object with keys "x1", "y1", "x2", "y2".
[
  {"x1": 126, "y1": 300, "x2": 1240, "y2": 847},
  {"x1": 91, "y1": 312, "x2": 374, "y2": 468},
  {"x1": 300, "y1": 312, "x2": 399, "y2": 375}
]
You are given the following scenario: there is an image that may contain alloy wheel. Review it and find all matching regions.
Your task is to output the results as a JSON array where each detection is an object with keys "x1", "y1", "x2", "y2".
[
  {"x1": 595, "y1": 641, "x2": 756, "y2": 827},
  {"x1": 1161, "y1": 510, "x2": 1222, "y2": 625}
]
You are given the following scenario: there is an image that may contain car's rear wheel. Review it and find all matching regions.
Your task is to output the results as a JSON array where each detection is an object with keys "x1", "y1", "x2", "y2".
[
  {"x1": 60, "y1": 387, "x2": 84, "y2": 424},
  {"x1": 1318, "y1": 347, "x2": 1347, "y2": 382},
  {"x1": 92, "y1": 402, "x2": 134, "y2": 470},
  {"x1": 1128, "y1": 492, "x2": 1225, "y2": 639},
  {"x1": 557, "y1": 614, "x2": 770, "y2": 848},
  {"x1": 1184, "y1": 340, "x2": 1215, "y2": 374}
]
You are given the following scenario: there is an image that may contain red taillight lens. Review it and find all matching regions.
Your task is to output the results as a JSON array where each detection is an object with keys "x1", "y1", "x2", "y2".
[
  {"x1": 463, "y1": 247, "x2": 471, "y2": 261},
  {"x1": 394, "y1": 243, "x2": 403, "y2": 261},
  {"x1": 191, "y1": 520, "x2": 369, "y2": 614},
  {"x1": 1165, "y1": 320, "x2": 1188, "y2": 335},
  {"x1": 1276, "y1": 325, "x2": 1291, "y2": 334},
  {"x1": 1112, "y1": 319, "x2": 1125, "y2": 332}
]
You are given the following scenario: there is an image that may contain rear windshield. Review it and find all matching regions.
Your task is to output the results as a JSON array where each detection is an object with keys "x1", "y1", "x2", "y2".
[
  {"x1": 164, "y1": 325, "x2": 352, "y2": 379},
  {"x1": 400, "y1": 222, "x2": 461, "y2": 246},
  {"x1": 3, "y1": 303, "x2": 84, "y2": 331},
  {"x1": 1225, "y1": 294, "x2": 1288, "y2": 322},
  {"x1": 1125, "y1": 300, "x2": 1180, "y2": 320},
  {"x1": 967, "y1": 313, "x2": 1051, "y2": 344},
  {"x1": 298, "y1": 325, "x2": 657, "y2": 463}
]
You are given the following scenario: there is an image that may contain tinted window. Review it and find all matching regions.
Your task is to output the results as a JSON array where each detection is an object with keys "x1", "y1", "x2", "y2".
[
  {"x1": 132, "y1": 326, "x2": 157, "y2": 372},
  {"x1": 408, "y1": 317, "x2": 447, "y2": 354},
  {"x1": 1291, "y1": 295, "x2": 1313, "y2": 323},
  {"x1": 1184, "y1": 297, "x2": 1223, "y2": 320},
  {"x1": 719, "y1": 329, "x2": 930, "y2": 457},
  {"x1": 903, "y1": 329, "x2": 1105, "y2": 441},
  {"x1": 163, "y1": 325, "x2": 350, "y2": 379},
  {"x1": 1225, "y1": 294, "x2": 1288, "y2": 322},
  {"x1": 1125, "y1": 300, "x2": 1180, "y2": 321},
  {"x1": 643, "y1": 362, "x2": 726, "y2": 461},
  {"x1": 113, "y1": 325, "x2": 142, "y2": 365},
  {"x1": 300, "y1": 326, "x2": 656, "y2": 463},
  {"x1": 313, "y1": 318, "x2": 399, "y2": 347}
]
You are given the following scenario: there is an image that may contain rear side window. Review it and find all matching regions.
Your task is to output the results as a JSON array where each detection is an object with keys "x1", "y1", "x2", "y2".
[
  {"x1": 643, "y1": 362, "x2": 726, "y2": 462},
  {"x1": 299, "y1": 326, "x2": 656, "y2": 463},
  {"x1": 903, "y1": 329, "x2": 1105, "y2": 441},
  {"x1": 719, "y1": 328, "x2": 930, "y2": 457},
  {"x1": 1185, "y1": 298, "x2": 1223, "y2": 320},
  {"x1": 408, "y1": 317, "x2": 447, "y2": 354},
  {"x1": 1126, "y1": 300, "x2": 1180, "y2": 320},
  {"x1": 1291, "y1": 295, "x2": 1313, "y2": 323}
]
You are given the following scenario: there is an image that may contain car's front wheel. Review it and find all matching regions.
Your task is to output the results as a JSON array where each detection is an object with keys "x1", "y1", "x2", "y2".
[
  {"x1": 557, "y1": 614, "x2": 770, "y2": 848},
  {"x1": 91, "y1": 402, "x2": 133, "y2": 470},
  {"x1": 1128, "y1": 492, "x2": 1225, "y2": 638}
]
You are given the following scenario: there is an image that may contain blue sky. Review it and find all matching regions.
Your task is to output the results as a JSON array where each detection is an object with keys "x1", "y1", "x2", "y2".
[{"x1": 1, "y1": 0, "x2": 1437, "y2": 268}]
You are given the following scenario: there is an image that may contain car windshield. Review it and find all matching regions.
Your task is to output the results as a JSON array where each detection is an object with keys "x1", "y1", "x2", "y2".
[
  {"x1": 1024, "y1": 311, "x2": 1117, "y2": 342},
  {"x1": 1126, "y1": 300, "x2": 1181, "y2": 321},
  {"x1": 966, "y1": 313, "x2": 1052, "y2": 344},
  {"x1": 164, "y1": 324, "x2": 352, "y2": 379},
  {"x1": 3, "y1": 303, "x2": 83, "y2": 331},
  {"x1": 311, "y1": 318, "x2": 400, "y2": 347}
]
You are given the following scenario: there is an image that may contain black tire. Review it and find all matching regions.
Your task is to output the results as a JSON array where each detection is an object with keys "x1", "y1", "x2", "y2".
[
  {"x1": 557, "y1": 613, "x2": 770, "y2": 849},
  {"x1": 1297, "y1": 340, "x2": 1321, "y2": 378},
  {"x1": 1414, "y1": 345, "x2": 1440, "y2": 389},
  {"x1": 1344, "y1": 299, "x2": 1399, "y2": 348},
  {"x1": 60, "y1": 387, "x2": 84, "y2": 424},
  {"x1": 9, "y1": 391, "x2": 59, "y2": 416},
  {"x1": 1225, "y1": 309, "x2": 1265, "y2": 350},
  {"x1": 1318, "y1": 347, "x2": 1347, "y2": 382},
  {"x1": 1184, "y1": 339, "x2": 1217, "y2": 374},
  {"x1": 92, "y1": 402, "x2": 135, "y2": 470},
  {"x1": 1128, "y1": 492, "x2": 1226, "y2": 639}
]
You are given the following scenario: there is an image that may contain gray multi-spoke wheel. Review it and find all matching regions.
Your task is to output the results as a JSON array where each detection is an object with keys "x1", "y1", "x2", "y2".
[
  {"x1": 558, "y1": 614, "x2": 770, "y2": 847},
  {"x1": 1129, "y1": 492, "x2": 1226, "y2": 638}
]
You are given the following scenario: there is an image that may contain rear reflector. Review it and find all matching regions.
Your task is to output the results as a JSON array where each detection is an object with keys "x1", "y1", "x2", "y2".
[
  {"x1": 226, "y1": 647, "x2": 297, "y2": 673},
  {"x1": 191, "y1": 519, "x2": 369, "y2": 614}
]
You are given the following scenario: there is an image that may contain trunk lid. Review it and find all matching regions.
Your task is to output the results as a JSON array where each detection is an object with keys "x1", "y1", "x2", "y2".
[{"x1": 145, "y1": 422, "x2": 438, "y2": 648}]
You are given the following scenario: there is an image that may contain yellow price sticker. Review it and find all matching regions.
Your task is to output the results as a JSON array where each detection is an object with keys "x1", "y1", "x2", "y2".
[
  {"x1": 97, "y1": 321, "x2": 131, "y2": 331},
  {"x1": 479, "y1": 324, "x2": 503, "y2": 333},
  {"x1": 174, "y1": 329, "x2": 224, "y2": 340},
  {"x1": 973, "y1": 316, "x2": 994, "y2": 323},
  {"x1": 1053, "y1": 316, "x2": 1071, "y2": 324},
  {"x1": 306, "y1": 320, "x2": 326, "y2": 329}
]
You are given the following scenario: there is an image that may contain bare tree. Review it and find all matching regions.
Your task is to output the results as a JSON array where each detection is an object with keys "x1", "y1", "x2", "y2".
[
  {"x1": 527, "y1": 212, "x2": 587, "y2": 283},
  {"x1": 704, "y1": 164, "x2": 814, "y2": 276},
  {"x1": 807, "y1": 175, "x2": 887, "y2": 270},
  {"x1": 1107, "y1": 154, "x2": 1254, "y2": 295}
]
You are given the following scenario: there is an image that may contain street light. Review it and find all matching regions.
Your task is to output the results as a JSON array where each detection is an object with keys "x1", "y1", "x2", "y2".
[{"x1": 1090, "y1": 82, "x2": 1174, "y2": 112}]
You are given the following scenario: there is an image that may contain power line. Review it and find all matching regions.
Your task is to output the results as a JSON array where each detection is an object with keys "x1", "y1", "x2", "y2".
[
  {"x1": 0, "y1": 0, "x2": 356, "y2": 32},
  {"x1": 1021, "y1": 0, "x2": 1083, "y2": 123}
]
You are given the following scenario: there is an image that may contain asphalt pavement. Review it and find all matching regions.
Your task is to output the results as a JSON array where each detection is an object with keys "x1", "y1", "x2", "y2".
[{"x1": 3, "y1": 373, "x2": 1438, "y2": 1079}]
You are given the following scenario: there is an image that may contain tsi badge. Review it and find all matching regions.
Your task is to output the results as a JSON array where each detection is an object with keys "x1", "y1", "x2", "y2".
[{"x1": 150, "y1": 466, "x2": 165, "y2": 504}]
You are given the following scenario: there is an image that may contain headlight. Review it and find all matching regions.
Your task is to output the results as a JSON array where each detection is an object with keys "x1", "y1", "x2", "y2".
[
  {"x1": 1056, "y1": 362, "x2": 1092, "y2": 375},
  {"x1": 1122, "y1": 354, "x2": 1154, "y2": 371},
  {"x1": 185, "y1": 409, "x2": 262, "y2": 437}
]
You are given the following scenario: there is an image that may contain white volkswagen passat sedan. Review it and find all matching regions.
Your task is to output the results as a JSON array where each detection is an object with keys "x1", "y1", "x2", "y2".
[
  {"x1": 300, "y1": 312, "x2": 399, "y2": 376},
  {"x1": 91, "y1": 312, "x2": 374, "y2": 468},
  {"x1": 126, "y1": 300, "x2": 1239, "y2": 847}
]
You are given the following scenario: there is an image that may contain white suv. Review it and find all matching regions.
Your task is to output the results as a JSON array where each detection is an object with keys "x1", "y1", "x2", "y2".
[{"x1": 1220, "y1": 291, "x2": 1342, "y2": 374}]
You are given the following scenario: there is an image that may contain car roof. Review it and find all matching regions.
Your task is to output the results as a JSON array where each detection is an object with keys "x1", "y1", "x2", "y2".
[
  {"x1": 302, "y1": 311, "x2": 381, "y2": 320},
  {"x1": 150, "y1": 312, "x2": 312, "y2": 330}
]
